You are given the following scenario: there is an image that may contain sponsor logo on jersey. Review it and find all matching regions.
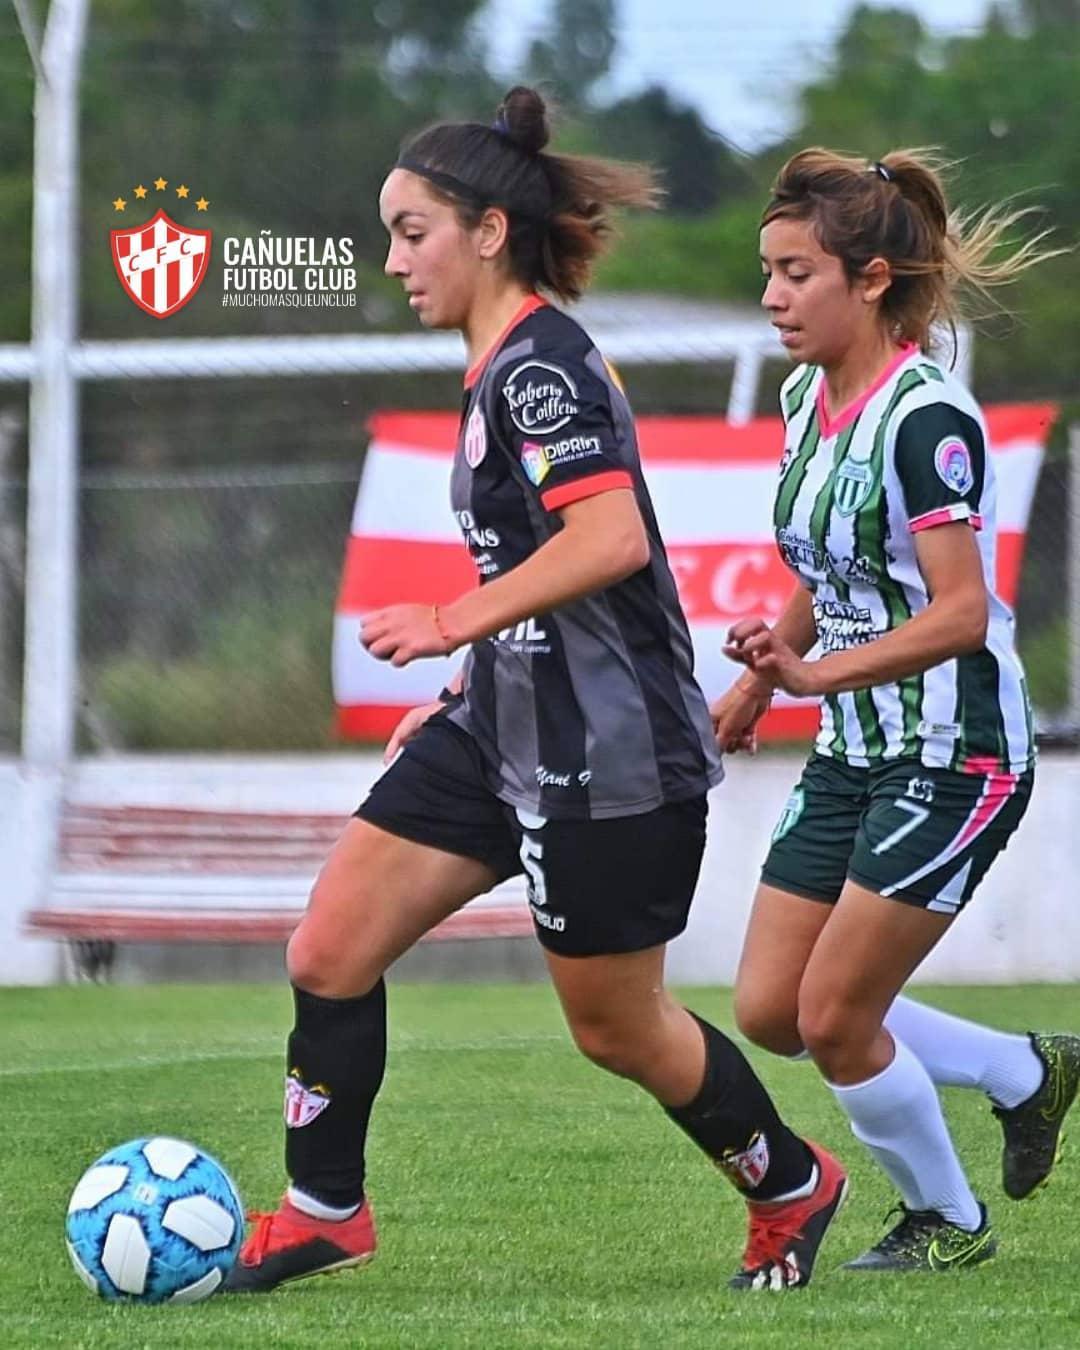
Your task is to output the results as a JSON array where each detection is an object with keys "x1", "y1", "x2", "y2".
[
  {"x1": 777, "y1": 527, "x2": 827, "y2": 574},
  {"x1": 455, "y1": 508, "x2": 500, "y2": 549},
  {"x1": 502, "y1": 360, "x2": 579, "y2": 435},
  {"x1": 777, "y1": 528, "x2": 877, "y2": 587},
  {"x1": 463, "y1": 405, "x2": 487, "y2": 468},
  {"x1": 814, "y1": 598, "x2": 879, "y2": 653},
  {"x1": 917, "y1": 719, "x2": 961, "y2": 740},
  {"x1": 494, "y1": 618, "x2": 550, "y2": 653},
  {"x1": 544, "y1": 434, "x2": 603, "y2": 461},
  {"x1": 284, "y1": 1071, "x2": 331, "y2": 1128},
  {"x1": 834, "y1": 455, "x2": 875, "y2": 516},
  {"x1": 833, "y1": 552, "x2": 878, "y2": 584},
  {"x1": 771, "y1": 786, "x2": 805, "y2": 843},
  {"x1": 933, "y1": 436, "x2": 975, "y2": 494},
  {"x1": 521, "y1": 433, "x2": 604, "y2": 487},
  {"x1": 717, "y1": 1130, "x2": 771, "y2": 1190},
  {"x1": 520, "y1": 441, "x2": 551, "y2": 486}
]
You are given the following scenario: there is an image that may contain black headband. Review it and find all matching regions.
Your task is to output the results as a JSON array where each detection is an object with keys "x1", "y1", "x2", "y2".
[
  {"x1": 870, "y1": 161, "x2": 893, "y2": 182},
  {"x1": 395, "y1": 153, "x2": 552, "y2": 222},
  {"x1": 395, "y1": 156, "x2": 488, "y2": 209}
]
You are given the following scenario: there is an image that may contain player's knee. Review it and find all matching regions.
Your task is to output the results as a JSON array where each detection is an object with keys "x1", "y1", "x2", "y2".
[
  {"x1": 286, "y1": 919, "x2": 383, "y2": 999},
  {"x1": 733, "y1": 986, "x2": 801, "y2": 1055},
  {"x1": 569, "y1": 1017, "x2": 647, "y2": 1080},
  {"x1": 796, "y1": 999, "x2": 852, "y2": 1065}
]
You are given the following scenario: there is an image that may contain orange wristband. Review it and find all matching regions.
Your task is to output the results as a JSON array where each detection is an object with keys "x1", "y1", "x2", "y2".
[{"x1": 432, "y1": 604, "x2": 455, "y2": 652}]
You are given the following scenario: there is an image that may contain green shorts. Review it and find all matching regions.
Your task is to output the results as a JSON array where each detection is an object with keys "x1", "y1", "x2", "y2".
[{"x1": 761, "y1": 754, "x2": 1034, "y2": 914}]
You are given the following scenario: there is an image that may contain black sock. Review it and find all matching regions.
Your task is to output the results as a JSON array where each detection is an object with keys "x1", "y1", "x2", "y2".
[
  {"x1": 284, "y1": 981, "x2": 387, "y2": 1210},
  {"x1": 665, "y1": 1012, "x2": 815, "y2": 1201}
]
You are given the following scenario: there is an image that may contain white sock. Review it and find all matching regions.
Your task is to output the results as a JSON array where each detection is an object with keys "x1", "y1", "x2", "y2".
[
  {"x1": 287, "y1": 1186, "x2": 359, "y2": 1222},
  {"x1": 830, "y1": 1036, "x2": 982, "y2": 1231},
  {"x1": 884, "y1": 995, "x2": 1043, "y2": 1108}
]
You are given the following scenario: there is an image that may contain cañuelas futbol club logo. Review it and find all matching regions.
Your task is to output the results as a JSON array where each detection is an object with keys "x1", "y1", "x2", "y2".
[{"x1": 110, "y1": 176, "x2": 211, "y2": 319}]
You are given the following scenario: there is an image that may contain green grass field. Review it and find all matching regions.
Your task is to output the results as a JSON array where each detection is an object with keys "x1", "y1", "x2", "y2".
[{"x1": 3, "y1": 983, "x2": 1079, "y2": 1349}]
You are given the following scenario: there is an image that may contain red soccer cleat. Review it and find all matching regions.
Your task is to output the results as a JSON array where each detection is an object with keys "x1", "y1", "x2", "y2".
[
  {"x1": 223, "y1": 1196, "x2": 377, "y2": 1293},
  {"x1": 729, "y1": 1141, "x2": 848, "y2": 1290}
]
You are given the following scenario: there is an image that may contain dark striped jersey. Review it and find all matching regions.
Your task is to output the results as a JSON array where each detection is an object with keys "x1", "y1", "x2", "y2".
[
  {"x1": 444, "y1": 296, "x2": 723, "y2": 819},
  {"x1": 774, "y1": 343, "x2": 1034, "y2": 773}
]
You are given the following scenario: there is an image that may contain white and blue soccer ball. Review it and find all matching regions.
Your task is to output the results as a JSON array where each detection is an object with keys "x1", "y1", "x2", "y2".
[{"x1": 65, "y1": 1137, "x2": 244, "y2": 1304}]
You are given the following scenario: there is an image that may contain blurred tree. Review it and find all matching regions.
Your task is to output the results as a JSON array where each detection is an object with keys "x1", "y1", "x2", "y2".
[
  {"x1": 1015, "y1": 0, "x2": 1080, "y2": 29},
  {"x1": 782, "y1": 2, "x2": 1080, "y2": 396},
  {"x1": 527, "y1": 0, "x2": 616, "y2": 112},
  {"x1": 593, "y1": 85, "x2": 753, "y2": 214}
]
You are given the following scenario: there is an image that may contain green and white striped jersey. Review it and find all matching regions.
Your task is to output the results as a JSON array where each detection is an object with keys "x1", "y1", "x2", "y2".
[{"x1": 774, "y1": 343, "x2": 1034, "y2": 773}]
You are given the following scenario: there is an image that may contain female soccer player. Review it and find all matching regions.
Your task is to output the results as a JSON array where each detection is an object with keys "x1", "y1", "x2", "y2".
[
  {"x1": 226, "y1": 90, "x2": 846, "y2": 1296},
  {"x1": 713, "y1": 147, "x2": 1079, "y2": 1272}
]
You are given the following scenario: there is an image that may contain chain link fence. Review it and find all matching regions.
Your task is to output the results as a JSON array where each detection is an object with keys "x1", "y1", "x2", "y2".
[{"x1": 0, "y1": 359, "x2": 1075, "y2": 756}]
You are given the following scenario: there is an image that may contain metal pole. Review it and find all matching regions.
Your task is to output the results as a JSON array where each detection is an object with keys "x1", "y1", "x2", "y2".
[
  {"x1": 1069, "y1": 422, "x2": 1080, "y2": 732},
  {"x1": 727, "y1": 348, "x2": 763, "y2": 426},
  {"x1": 953, "y1": 323, "x2": 973, "y2": 388},
  {"x1": 21, "y1": 0, "x2": 90, "y2": 770}
]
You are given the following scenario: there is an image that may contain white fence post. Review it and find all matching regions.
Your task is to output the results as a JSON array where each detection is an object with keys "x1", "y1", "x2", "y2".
[
  {"x1": 21, "y1": 0, "x2": 89, "y2": 772},
  {"x1": 6, "y1": 0, "x2": 90, "y2": 984},
  {"x1": 1069, "y1": 423, "x2": 1080, "y2": 733}
]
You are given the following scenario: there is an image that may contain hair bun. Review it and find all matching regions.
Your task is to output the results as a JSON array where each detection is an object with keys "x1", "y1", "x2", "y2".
[{"x1": 495, "y1": 86, "x2": 549, "y2": 156}]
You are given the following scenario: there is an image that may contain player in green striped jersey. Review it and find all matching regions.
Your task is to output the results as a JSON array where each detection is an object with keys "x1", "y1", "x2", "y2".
[{"x1": 713, "y1": 147, "x2": 1078, "y2": 1273}]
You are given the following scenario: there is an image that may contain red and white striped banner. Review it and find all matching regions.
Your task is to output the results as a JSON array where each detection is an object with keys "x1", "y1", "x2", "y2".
[{"x1": 334, "y1": 404, "x2": 1056, "y2": 742}]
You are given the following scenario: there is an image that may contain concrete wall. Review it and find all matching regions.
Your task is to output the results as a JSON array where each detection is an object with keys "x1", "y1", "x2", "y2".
[{"x1": 2, "y1": 751, "x2": 1078, "y2": 986}]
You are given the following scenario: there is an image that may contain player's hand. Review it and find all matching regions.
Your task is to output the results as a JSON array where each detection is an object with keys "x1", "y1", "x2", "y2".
[
  {"x1": 383, "y1": 700, "x2": 445, "y2": 763},
  {"x1": 725, "y1": 619, "x2": 820, "y2": 698},
  {"x1": 710, "y1": 681, "x2": 771, "y2": 755},
  {"x1": 361, "y1": 604, "x2": 452, "y2": 667}
]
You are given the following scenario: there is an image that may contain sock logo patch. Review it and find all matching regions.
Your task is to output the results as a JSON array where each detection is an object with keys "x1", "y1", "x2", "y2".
[
  {"x1": 718, "y1": 1129, "x2": 770, "y2": 1190},
  {"x1": 284, "y1": 1070, "x2": 332, "y2": 1128}
]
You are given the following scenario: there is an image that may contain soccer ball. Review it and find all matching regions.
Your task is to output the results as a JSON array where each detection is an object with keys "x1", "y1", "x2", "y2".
[{"x1": 65, "y1": 1137, "x2": 244, "y2": 1304}]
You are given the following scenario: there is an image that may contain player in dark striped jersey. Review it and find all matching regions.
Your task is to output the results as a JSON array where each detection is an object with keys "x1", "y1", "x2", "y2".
[
  {"x1": 714, "y1": 147, "x2": 1079, "y2": 1273},
  {"x1": 226, "y1": 89, "x2": 846, "y2": 1296}
]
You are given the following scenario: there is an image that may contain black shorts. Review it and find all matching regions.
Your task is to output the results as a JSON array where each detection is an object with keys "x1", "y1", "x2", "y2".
[
  {"x1": 761, "y1": 753, "x2": 1034, "y2": 914},
  {"x1": 356, "y1": 712, "x2": 707, "y2": 957}
]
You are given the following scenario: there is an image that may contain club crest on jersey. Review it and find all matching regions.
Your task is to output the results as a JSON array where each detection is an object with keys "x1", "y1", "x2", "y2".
[
  {"x1": 284, "y1": 1070, "x2": 331, "y2": 1128},
  {"x1": 834, "y1": 455, "x2": 875, "y2": 516},
  {"x1": 771, "y1": 786, "x2": 805, "y2": 843},
  {"x1": 933, "y1": 436, "x2": 974, "y2": 494},
  {"x1": 717, "y1": 1130, "x2": 771, "y2": 1190},
  {"x1": 110, "y1": 208, "x2": 212, "y2": 319},
  {"x1": 520, "y1": 441, "x2": 550, "y2": 486},
  {"x1": 464, "y1": 406, "x2": 487, "y2": 468}
]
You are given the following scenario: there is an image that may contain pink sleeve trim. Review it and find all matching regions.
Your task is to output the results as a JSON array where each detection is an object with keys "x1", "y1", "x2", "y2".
[{"x1": 909, "y1": 504, "x2": 982, "y2": 533}]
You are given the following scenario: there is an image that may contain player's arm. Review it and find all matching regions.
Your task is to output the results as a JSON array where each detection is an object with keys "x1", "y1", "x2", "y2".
[
  {"x1": 732, "y1": 395, "x2": 992, "y2": 696},
  {"x1": 363, "y1": 345, "x2": 648, "y2": 666},
  {"x1": 727, "y1": 584, "x2": 816, "y2": 697},
  {"x1": 362, "y1": 491, "x2": 646, "y2": 664},
  {"x1": 438, "y1": 489, "x2": 647, "y2": 646},
  {"x1": 736, "y1": 521, "x2": 986, "y2": 695}
]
